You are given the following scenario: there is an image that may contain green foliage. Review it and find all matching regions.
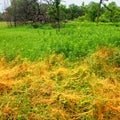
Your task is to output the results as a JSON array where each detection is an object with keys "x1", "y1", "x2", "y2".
[
  {"x1": 102, "y1": 2, "x2": 120, "y2": 22},
  {"x1": 68, "y1": 4, "x2": 81, "y2": 20},
  {"x1": 32, "y1": 22, "x2": 43, "y2": 28},
  {"x1": 75, "y1": 15, "x2": 89, "y2": 22},
  {"x1": 0, "y1": 22, "x2": 120, "y2": 61},
  {"x1": 86, "y1": 2, "x2": 99, "y2": 22},
  {"x1": 3, "y1": 0, "x2": 120, "y2": 24},
  {"x1": 99, "y1": 14, "x2": 110, "y2": 22},
  {"x1": 51, "y1": 22, "x2": 65, "y2": 28}
]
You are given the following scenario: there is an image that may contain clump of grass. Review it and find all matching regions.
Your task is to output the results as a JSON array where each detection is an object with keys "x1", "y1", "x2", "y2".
[{"x1": 0, "y1": 47, "x2": 120, "y2": 119}]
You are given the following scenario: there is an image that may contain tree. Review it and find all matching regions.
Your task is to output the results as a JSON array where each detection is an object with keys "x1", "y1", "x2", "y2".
[
  {"x1": 45, "y1": 0, "x2": 61, "y2": 31},
  {"x1": 80, "y1": 2, "x2": 86, "y2": 16},
  {"x1": 99, "y1": 2, "x2": 120, "y2": 22},
  {"x1": 55, "y1": 0, "x2": 61, "y2": 31},
  {"x1": 5, "y1": 0, "x2": 41, "y2": 26},
  {"x1": 86, "y1": 2, "x2": 99, "y2": 22},
  {"x1": 59, "y1": 4, "x2": 68, "y2": 21},
  {"x1": 68, "y1": 4, "x2": 81, "y2": 20},
  {"x1": 0, "y1": 13, "x2": 4, "y2": 21},
  {"x1": 106, "y1": 2, "x2": 120, "y2": 22},
  {"x1": 96, "y1": 0, "x2": 109, "y2": 24},
  {"x1": 12, "y1": 0, "x2": 17, "y2": 26}
]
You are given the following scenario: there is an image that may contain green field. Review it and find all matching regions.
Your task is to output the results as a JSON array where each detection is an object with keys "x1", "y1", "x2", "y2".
[
  {"x1": 0, "y1": 22, "x2": 120, "y2": 61},
  {"x1": 0, "y1": 22, "x2": 120, "y2": 120}
]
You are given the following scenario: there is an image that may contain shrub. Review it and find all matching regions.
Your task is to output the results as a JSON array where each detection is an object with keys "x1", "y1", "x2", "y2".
[
  {"x1": 75, "y1": 15, "x2": 89, "y2": 22},
  {"x1": 32, "y1": 22, "x2": 42, "y2": 28},
  {"x1": 99, "y1": 14, "x2": 110, "y2": 22}
]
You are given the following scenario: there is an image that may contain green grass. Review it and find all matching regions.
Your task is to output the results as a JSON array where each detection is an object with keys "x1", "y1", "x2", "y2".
[{"x1": 0, "y1": 22, "x2": 120, "y2": 61}]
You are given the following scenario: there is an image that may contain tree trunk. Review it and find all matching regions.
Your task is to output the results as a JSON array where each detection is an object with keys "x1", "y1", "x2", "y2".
[
  {"x1": 13, "y1": 0, "x2": 17, "y2": 27},
  {"x1": 96, "y1": 0, "x2": 102, "y2": 25},
  {"x1": 55, "y1": 0, "x2": 60, "y2": 31},
  {"x1": 57, "y1": 5, "x2": 60, "y2": 31}
]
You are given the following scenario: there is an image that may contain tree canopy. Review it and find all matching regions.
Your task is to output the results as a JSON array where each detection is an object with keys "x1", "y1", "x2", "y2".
[{"x1": 1, "y1": 0, "x2": 120, "y2": 26}]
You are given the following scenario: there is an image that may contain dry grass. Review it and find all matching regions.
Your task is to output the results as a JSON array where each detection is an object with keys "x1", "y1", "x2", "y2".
[{"x1": 0, "y1": 47, "x2": 120, "y2": 120}]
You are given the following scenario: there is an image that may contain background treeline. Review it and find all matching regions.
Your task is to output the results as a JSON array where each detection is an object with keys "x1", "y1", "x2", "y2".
[{"x1": 0, "y1": 0, "x2": 120, "y2": 27}]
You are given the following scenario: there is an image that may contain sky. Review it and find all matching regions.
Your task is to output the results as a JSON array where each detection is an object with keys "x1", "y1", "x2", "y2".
[
  {"x1": 0, "y1": 0, "x2": 120, "y2": 13},
  {"x1": 64, "y1": 0, "x2": 120, "y2": 7}
]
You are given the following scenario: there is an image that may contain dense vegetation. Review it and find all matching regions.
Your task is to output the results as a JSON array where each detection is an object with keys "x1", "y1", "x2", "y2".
[
  {"x1": 0, "y1": 21, "x2": 120, "y2": 119},
  {"x1": 1, "y1": 0, "x2": 120, "y2": 27},
  {"x1": 0, "y1": 0, "x2": 120, "y2": 119},
  {"x1": 0, "y1": 22, "x2": 120, "y2": 61},
  {"x1": 0, "y1": 47, "x2": 120, "y2": 120}
]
